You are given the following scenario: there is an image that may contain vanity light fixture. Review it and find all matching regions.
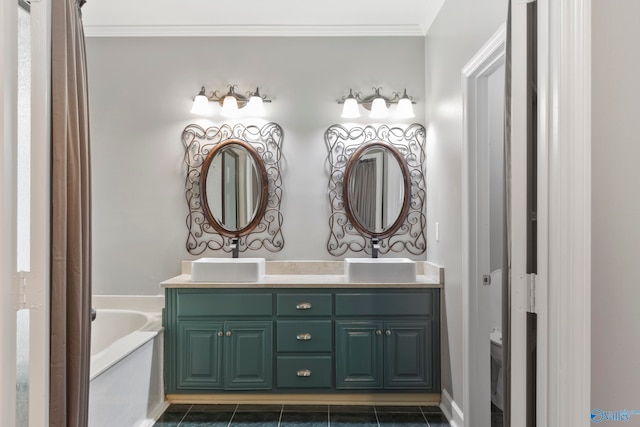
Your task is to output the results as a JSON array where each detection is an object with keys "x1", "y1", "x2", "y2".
[
  {"x1": 191, "y1": 84, "x2": 272, "y2": 117},
  {"x1": 338, "y1": 87, "x2": 416, "y2": 120}
]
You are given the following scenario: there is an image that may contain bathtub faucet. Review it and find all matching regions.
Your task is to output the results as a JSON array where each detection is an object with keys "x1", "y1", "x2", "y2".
[
  {"x1": 371, "y1": 237, "x2": 380, "y2": 259},
  {"x1": 91, "y1": 306, "x2": 97, "y2": 322}
]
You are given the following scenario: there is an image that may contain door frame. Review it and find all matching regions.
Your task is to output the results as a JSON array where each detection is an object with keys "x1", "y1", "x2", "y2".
[
  {"x1": 535, "y1": 0, "x2": 592, "y2": 425},
  {"x1": 461, "y1": 23, "x2": 506, "y2": 427}
]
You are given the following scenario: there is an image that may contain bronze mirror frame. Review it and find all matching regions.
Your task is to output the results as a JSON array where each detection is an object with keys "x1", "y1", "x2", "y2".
[
  {"x1": 199, "y1": 138, "x2": 269, "y2": 237},
  {"x1": 183, "y1": 122, "x2": 284, "y2": 255},
  {"x1": 342, "y1": 141, "x2": 411, "y2": 238},
  {"x1": 325, "y1": 123, "x2": 426, "y2": 257}
]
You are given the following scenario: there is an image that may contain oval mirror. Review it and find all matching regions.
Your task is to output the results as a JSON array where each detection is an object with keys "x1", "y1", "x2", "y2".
[
  {"x1": 343, "y1": 141, "x2": 411, "y2": 237},
  {"x1": 200, "y1": 139, "x2": 268, "y2": 236}
]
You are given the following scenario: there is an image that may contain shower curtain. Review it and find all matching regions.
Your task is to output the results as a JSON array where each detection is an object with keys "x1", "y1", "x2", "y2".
[{"x1": 49, "y1": 0, "x2": 92, "y2": 425}]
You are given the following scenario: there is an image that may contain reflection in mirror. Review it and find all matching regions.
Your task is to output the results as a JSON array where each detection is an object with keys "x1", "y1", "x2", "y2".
[
  {"x1": 206, "y1": 144, "x2": 261, "y2": 231},
  {"x1": 200, "y1": 139, "x2": 268, "y2": 237},
  {"x1": 343, "y1": 141, "x2": 411, "y2": 238},
  {"x1": 347, "y1": 147, "x2": 405, "y2": 233}
]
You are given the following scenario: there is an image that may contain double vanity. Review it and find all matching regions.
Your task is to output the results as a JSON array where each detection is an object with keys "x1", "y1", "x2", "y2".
[{"x1": 161, "y1": 259, "x2": 443, "y2": 405}]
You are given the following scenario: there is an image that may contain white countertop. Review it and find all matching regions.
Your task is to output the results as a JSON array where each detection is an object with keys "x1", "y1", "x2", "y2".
[{"x1": 160, "y1": 273, "x2": 441, "y2": 289}]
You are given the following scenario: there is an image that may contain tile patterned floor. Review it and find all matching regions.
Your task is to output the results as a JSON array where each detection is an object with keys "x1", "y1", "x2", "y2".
[{"x1": 153, "y1": 404, "x2": 451, "y2": 427}]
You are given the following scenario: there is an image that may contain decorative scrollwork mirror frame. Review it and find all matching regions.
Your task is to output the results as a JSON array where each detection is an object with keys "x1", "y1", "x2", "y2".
[
  {"x1": 183, "y1": 122, "x2": 284, "y2": 255},
  {"x1": 325, "y1": 123, "x2": 426, "y2": 256}
]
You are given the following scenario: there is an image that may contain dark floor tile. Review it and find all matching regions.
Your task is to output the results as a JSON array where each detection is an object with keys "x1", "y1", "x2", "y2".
[
  {"x1": 375, "y1": 406, "x2": 422, "y2": 413},
  {"x1": 330, "y1": 412, "x2": 378, "y2": 427},
  {"x1": 230, "y1": 410, "x2": 281, "y2": 427},
  {"x1": 280, "y1": 411, "x2": 329, "y2": 427},
  {"x1": 237, "y1": 404, "x2": 283, "y2": 412},
  {"x1": 419, "y1": 406, "x2": 443, "y2": 415},
  {"x1": 423, "y1": 413, "x2": 450, "y2": 427},
  {"x1": 377, "y1": 412, "x2": 429, "y2": 427},
  {"x1": 180, "y1": 410, "x2": 235, "y2": 427},
  {"x1": 154, "y1": 405, "x2": 191, "y2": 427},
  {"x1": 330, "y1": 405, "x2": 375, "y2": 414},
  {"x1": 283, "y1": 405, "x2": 329, "y2": 413}
]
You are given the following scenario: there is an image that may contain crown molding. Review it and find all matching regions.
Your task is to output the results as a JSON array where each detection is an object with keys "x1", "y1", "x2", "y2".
[{"x1": 83, "y1": 24, "x2": 426, "y2": 38}]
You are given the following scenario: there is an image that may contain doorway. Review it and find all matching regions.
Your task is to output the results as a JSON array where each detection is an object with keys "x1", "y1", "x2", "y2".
[{"x1": 462, "y1": 24, "x2": 506, "y2": 427}]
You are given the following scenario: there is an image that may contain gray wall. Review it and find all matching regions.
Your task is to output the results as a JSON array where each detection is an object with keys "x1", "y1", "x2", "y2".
[
  {"x1": 592, "y1": 0, "x2": 640, "y2": 413},
  {"x1": 86, "y1": 37, "x2": 425, "y2": 295},
  {"x1": 424, "y1": 0, "x2": 507, "y2": 410}
]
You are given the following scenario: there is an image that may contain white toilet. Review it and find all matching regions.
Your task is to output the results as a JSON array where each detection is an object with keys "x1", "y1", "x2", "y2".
[{"x1": 489, "y1": 268, "x2": 504, "y2": 411}]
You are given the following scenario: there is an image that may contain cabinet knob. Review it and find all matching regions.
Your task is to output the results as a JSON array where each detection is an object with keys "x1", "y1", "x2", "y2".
[
  {"x1": 376, "y1": 330, "x2": 382, "y2": 336},
  {"x1": 385, "y1": 330, "x2": 392, "y2": 336},
  {"x1": 225, "y1": 331, "x2": 232, "y2": 337},
  {"x1": 296, "y1": 333, "x2": 312, "y2": 341},
  {"x1": 296, "y1": 369, "x2": 312, "y2": 377},
  {"x1": 217, "y1": 331, "x2": 223, "y2": 337},
  {"x1": 296, "y1": 302, "x2": 312, "y2": 310}
]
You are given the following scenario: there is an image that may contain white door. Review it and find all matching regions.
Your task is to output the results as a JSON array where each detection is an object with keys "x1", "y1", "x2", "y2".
[{"x1": 1, "y1": 0, "x2": 50, "y2": 425}]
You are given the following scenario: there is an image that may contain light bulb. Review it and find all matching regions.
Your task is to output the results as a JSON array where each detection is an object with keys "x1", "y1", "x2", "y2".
[
  {"x1": 221, "y1": 95, "x2": 239, "y2": 117},
  {"x1": 246, "y1": 95, "x2": 265, "y2": 117},
  {"x1": 190, "y1": 92, "x2": 210, "y2": 116},
  {"x1": 369, "y1": 97, "x2": 389, "y2": 119},
  {"x1": 396, "y1": 97, "x2": 415, "y2": 119},
  {"x1": 341, "y1": 97, "x2": 361, "y2": 119}
]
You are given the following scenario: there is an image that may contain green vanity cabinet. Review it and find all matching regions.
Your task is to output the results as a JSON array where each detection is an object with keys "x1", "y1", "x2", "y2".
[
  {"x1": 335, "y1": 292, "x2": 439, "y2": 392},
  {"x1": 164, "y1": 287, "x2": 440, "y2": 395},
  {"x1": 165, "y1": 289, "x2": 274, "y2": 393},
  {"x1": 177, "y1": 320, "x2": 224, "y2": 390}
]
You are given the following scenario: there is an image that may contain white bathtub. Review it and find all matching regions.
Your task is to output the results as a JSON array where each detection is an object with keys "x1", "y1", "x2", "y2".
[{"x1": 89, "y1": 309, "x2": 167, "y2": 427}]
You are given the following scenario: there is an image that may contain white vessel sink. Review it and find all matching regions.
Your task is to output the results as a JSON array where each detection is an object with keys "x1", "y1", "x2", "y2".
[
  {"x1": 191, "y1": 258, "x2": 265, "y2": 282},
  {"x1": 344, "y1": 258, "x2": 417, "y2": 283}
]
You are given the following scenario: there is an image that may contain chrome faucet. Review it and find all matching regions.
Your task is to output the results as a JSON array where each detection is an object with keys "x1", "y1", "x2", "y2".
[
  {"x1": 230, "y1": 237, "x2": 239, "y2": 259},
  {"x1": 371, "y1": 237, "x2": 380, "y2": 259}
]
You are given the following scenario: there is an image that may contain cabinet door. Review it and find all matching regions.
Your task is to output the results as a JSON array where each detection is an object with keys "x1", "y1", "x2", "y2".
[
  {"x1": 177, "y1": 321, "x2": 224, "y2": 390},
  {"x1": 224, "y1": 321, "x2": 273, "y2": 390},
  {"x1": 335, "y1": 321, "x2": 383, "y2": 389},
  {"x1": 384, "y1": 321, "x2": 433, "y2": 389}
]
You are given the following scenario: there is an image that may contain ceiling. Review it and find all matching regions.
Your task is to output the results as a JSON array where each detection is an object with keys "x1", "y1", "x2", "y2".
[{"x1": 81, "y1": 0, "x2": 447, "y2": 37}]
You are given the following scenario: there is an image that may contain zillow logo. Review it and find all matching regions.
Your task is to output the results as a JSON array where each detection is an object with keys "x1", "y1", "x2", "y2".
[{"x1": 591, "y1": 409, "x2": 640, "y2": 423}]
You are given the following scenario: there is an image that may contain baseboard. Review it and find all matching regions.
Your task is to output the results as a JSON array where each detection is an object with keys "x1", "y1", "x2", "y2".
[
  {"x1": 136, "y1": 401, "x2": 170, "y2": 427},
  {"x1": 166, "y1": 393, "x2": 441, "y2": 406},
  {"x1": 439, "y1": 389, "x2": 464, "y2": 427}
]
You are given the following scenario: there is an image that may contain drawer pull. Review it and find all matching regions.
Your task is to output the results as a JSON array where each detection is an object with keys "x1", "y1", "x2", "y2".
[
  {"x1": 376, "y1": 330, "x2": 382, "y2": 336},
  {"x1": 296, "y1": 302, "x2": 312, "y2": 310},
  {"x1": 385, "y1": 330, "x2": 392, "y2": 336},
  {"x1": 296, "y1": 369, "x2": 312, "y2": 377},
  {"x1": 296, "y1": 333, "x2": 312, "y2": 341},
  {"x1": 225, "y1": 331, "x2": 232, "y2": 337},
  {"x1": 217, "y1": 331, "x2": 223, "y2": 337}
]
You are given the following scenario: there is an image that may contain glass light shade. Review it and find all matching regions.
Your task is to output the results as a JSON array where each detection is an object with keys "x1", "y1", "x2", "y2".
[
  {"x1": 246, "y1": 95, "x2": 266, "y2": 117},
  {"x1": 369, "y1": 97, "x2": 389, "y2": 119},
  {"x1": 396, "y1": 97, "x2": 415, "y2": 119},
  {"x1": 341, "y1": 97, "x2": 361, "y2": 119},
  {"x1": 221, "y1": 95, "x2": 239, "y2": 117},
  {"x1": 190, "y1": 94, "x2": 210, "y2": 115}
]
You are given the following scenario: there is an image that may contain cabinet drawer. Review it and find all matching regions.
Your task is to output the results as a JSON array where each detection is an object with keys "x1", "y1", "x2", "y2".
[
  {"x1": 277, "y1": 320, "x2": 332, "y2": 352},
  {"x1": 277, "y1": 294, "x2": 332, "y2": 316},
  {"x1": 177, "y1": 291, "x2": 273, "y2": 317},
  {"x1": 276, "y1": 356, "x2": 332, "y2": 388},
  {"x1": 335, "y1": 292, "x2": 433, "y2": 317}
]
